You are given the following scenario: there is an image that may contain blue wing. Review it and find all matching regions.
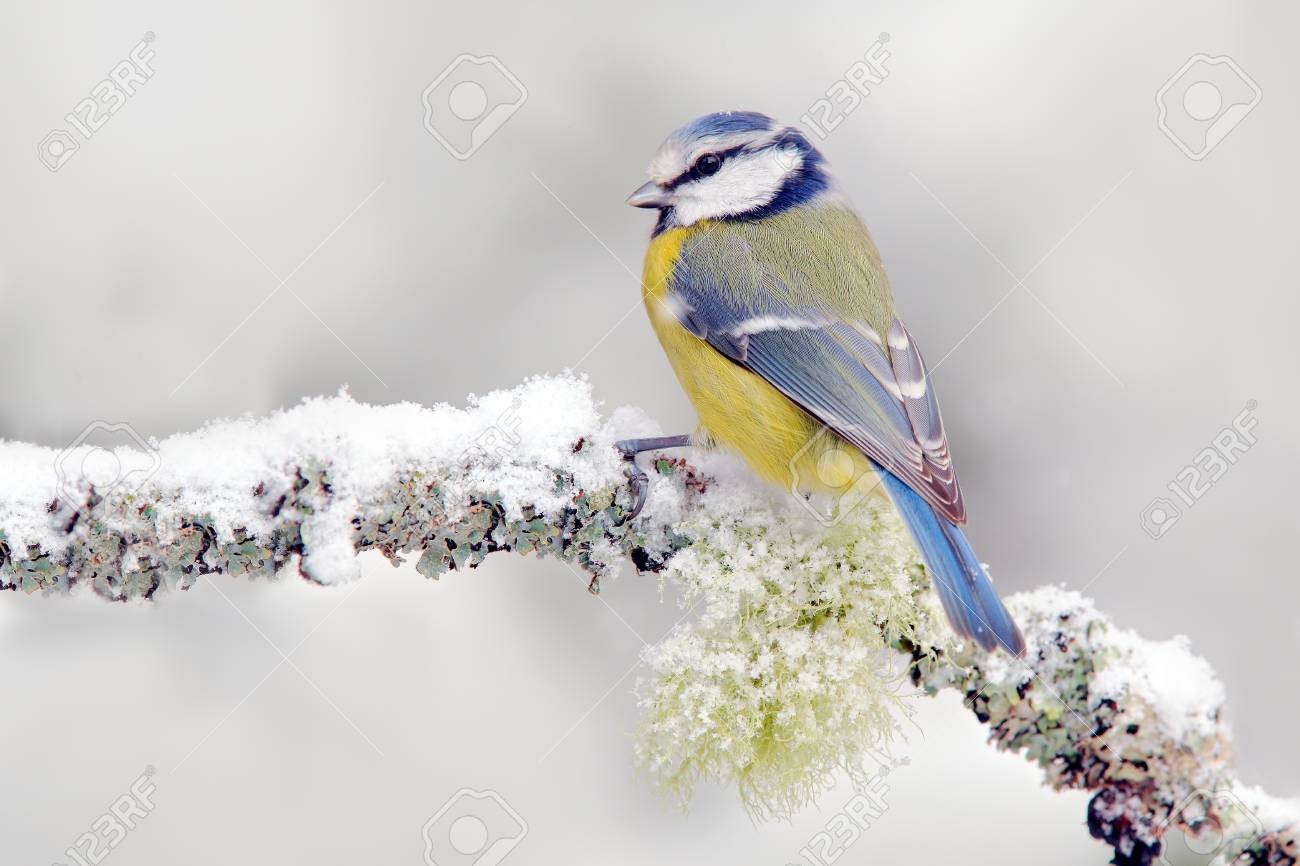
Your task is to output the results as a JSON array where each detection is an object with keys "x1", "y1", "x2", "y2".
[
  {"x1": 666, "y1": 235, "x2": 966, "y2": 524},
  {"x1": 663, "y1": 222, "x2": 1025, "y2": 653}
]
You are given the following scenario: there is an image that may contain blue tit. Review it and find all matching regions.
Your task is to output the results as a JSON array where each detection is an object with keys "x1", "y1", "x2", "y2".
[{"x1": 617, "y1": 110, "x2": 1024, "y2": 656}]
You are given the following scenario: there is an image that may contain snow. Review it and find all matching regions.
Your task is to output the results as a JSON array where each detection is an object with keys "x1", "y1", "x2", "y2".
[
  {"x1": 0, "y1": 373, "x2": 645, "y2": 582},
  {"x1": 1235, "y1": 784, "x2": 1300, "y2": 833},
  {"x1": 999, "y1": 586, "x2": 1226, "y2": 742},
  {"x1": 1, "y1": 374, "x2": 1294, "y2": 852},
  {"x1": 1094, "y1": 631, "x2": 1225, "y2": 741}
]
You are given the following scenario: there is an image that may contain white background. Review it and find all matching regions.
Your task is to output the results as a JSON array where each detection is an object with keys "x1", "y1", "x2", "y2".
[{"x1": 1, "y1": 1, "x2": 1296, "y2": 863}]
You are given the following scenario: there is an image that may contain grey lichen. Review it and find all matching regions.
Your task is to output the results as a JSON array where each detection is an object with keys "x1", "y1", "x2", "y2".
[
  {"x1": 909, "y1": 589, "x2": 1297, "y2": 866},
  {"x1": 0, "y1": 448, "x2": 668, "y2": 598}
]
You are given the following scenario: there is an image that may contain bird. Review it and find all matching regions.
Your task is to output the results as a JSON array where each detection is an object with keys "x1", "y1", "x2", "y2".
[{"x1": 617, "y1": 110, "x2": 1025, "y2": 656}]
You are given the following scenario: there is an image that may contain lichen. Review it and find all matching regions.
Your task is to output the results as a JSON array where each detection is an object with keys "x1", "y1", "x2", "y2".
[{"x1": 634, "y1": 494, "x2": 931, "y2": 817}]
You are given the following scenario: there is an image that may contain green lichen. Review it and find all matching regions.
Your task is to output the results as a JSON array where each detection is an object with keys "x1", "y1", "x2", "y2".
[{"x1": 635, "y1": 496, "x2": 934, "y2": 818}]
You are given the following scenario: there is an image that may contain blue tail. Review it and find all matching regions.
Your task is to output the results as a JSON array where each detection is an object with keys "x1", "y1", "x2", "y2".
[{"x1": 876, "y1": 464, "x2": 1025, "y2": 656}]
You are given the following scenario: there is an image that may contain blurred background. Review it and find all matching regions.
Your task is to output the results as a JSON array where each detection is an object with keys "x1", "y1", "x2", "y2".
[{"x1": 1, "y1": 1, "x2": 1296, "y2": 863}]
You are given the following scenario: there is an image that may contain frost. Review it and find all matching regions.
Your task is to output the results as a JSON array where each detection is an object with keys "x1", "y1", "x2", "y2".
[
  {"x1": 0, "y1": 375, "x2": 1294, "y2": 865},
  {"x1": 1093, "y1": 630, "x2": 1225, "y2": 742}
]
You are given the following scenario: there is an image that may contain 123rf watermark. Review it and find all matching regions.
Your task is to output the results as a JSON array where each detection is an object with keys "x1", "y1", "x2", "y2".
[
  {"x1": 787, "y1": 421, "x2": 900, "y2": 527},
  {"x1": 786, "y1": 770, "x2": 894, "y2": 866},
  {"x1": 422, "y1": 54, "x2": 527, "y2": 160},
  {"x1": 38, "y1": 33, "x2": 157, "y2": 172},
  {"x1": 458, "y1": 398, "x2": 522, "y2": 465},
  {"x1": 1156, "y1": 54, "x2": 1261, "y2": 161},
  {"x1": 54, "y1": 420, "x2": 162, "y2": 519},
  {"x1": 1155, "y1": 787, "x2": 1264, "y2": 866},
  {"x1": 54, "y1": 767, "x2": 157, "y2": 866},
  {"x1": 1140, "y1": 401, "x2": 1258, "y2": 540},
  {"x1": 799, "y1": 33, "x2": 891, "y2": 140},
  {"x1": 422, "y1": 788, "x2": 527, "y2": 866}
]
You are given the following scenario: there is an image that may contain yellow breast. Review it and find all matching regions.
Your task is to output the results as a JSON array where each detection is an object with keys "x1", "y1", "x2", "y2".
[{"x1": 640, "y1": 225, "x2": 878, "y2": 500}]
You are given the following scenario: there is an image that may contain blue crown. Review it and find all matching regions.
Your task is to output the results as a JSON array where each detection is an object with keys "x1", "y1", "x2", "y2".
[{"x1": 677, "y1": 111, "x2": 776, "y2": 141}]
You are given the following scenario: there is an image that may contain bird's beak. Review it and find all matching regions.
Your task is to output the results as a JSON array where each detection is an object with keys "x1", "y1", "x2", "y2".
[{"x1": 626, "y1": 180, "x2": 672, "y2": 209}]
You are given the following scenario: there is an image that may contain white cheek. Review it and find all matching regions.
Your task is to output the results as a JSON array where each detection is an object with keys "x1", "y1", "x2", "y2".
[{"x1": 671, "y1": 150, "x2": 799, "y2": 226}]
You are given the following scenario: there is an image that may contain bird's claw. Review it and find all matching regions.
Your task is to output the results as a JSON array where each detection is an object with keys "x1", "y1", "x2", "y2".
[
  {"x1": 613, "y1": 435, "x2": 692, "y2": 526},
  {"x1": 616, "y1": 444, "x2": 649, "y2": 525}
]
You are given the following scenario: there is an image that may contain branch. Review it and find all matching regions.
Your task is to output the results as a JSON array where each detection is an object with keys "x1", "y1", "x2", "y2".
[{"x1": 0, "y1": 374, "x2": 1294, "y2": 866}]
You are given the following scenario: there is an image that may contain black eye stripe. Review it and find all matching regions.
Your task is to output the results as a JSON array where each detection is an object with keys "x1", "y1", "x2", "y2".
[{"x1": 663, "y1": 144, "x2": 749, "y2": 190}]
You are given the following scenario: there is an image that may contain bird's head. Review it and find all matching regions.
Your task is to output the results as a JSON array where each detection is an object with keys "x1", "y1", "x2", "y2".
[{"x1": 627, "y1": 111, "x2": 833, "y2": 232}]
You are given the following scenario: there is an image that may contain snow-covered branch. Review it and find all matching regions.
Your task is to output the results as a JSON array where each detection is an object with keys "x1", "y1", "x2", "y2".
[
  {"x1": 0, "y1": 375, "x2": 656, "y2": 596},
  {"x1": 0, "y1": 374, "x2": 1294, "y2": 866}
]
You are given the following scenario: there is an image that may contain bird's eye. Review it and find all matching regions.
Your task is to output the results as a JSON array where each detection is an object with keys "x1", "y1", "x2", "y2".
[{"x1": 694, "y1": 153, "x2": 722, "y2": 176}]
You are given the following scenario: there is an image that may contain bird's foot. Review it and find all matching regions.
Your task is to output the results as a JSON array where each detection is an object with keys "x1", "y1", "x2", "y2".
[
  {"x1": 612, "y1": 435, "x2": 693, "y2": 525},
  {"x1": 617, "y1": 445, "x2": 650, "y2": 523}
]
